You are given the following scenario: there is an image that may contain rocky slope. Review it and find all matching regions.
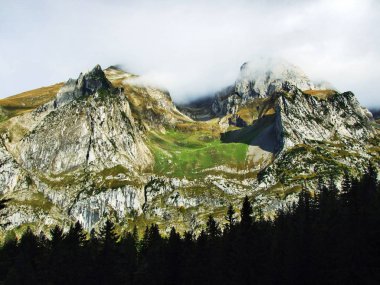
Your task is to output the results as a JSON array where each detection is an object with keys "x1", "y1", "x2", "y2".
[{"x1": 0, "y1": 61, "x2": 378, "y2": 236}]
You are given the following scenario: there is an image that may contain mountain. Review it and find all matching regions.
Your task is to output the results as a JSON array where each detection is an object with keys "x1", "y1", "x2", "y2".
[{"x1": 0, "y1": 61, "x2": 378, "y2": 236}]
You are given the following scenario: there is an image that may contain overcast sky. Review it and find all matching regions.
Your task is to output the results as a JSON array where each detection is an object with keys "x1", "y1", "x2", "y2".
[{"x1": 1, "y1": 0, "x2": 379, "y2": 106}]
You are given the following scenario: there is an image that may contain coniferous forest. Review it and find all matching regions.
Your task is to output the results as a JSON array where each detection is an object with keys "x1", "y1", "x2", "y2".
[{"x1": 0, "y1": 165, "x2": 379, "y2": 284}]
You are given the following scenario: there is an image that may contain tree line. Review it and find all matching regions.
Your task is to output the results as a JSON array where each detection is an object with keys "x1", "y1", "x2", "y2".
[{"x1": 0, "y1": 164, "x2": 379, "y2": 284}]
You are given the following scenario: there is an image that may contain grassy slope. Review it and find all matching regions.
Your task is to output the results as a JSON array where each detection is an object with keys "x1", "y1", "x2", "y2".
[
  {"x1": 0, "y1": 83, "x2": 63, "y2": 121},
  {"x1": 147, "y1": 128, "x2": 249, "y2": 178},
  {"x1": 303, "y1": 89, "x2": 337, "y2": 100}
]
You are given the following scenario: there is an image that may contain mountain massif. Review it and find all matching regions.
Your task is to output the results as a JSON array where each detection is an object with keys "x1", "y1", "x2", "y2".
[{"x1": 0, "y1": 59, "x2": 379, "y2": 235}]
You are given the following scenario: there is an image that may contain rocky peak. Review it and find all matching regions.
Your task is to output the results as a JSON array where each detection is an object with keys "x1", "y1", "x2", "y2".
[
  {"x1": 55, "y1": 64, "x2": 113, "y2": 107},
  {"x1": 236, "y1": 58, "x2": 318, "y2": 99},
  {"x1": 82, "y1": 64, "x2": 112, "y2": 92},
  {"x1": 209, "y1": 58, "x2": 336, "y2": 117}
]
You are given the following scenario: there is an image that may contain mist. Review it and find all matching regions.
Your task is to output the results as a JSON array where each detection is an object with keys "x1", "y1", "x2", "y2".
[{"x1": 1, "y1": 0, "x2": 379, "y2": 107}]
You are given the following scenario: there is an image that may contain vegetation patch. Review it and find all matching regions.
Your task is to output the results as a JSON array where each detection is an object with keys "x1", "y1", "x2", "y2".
[
  {"x1": 148, "y1": 130, "x2": 248, "y2": 178},
  {"x1": 0, "y1": 83, "x2": 63, "y2": 119},
  {"x1": 303, "y1": 89, "x2": 337, "y2": 100}
]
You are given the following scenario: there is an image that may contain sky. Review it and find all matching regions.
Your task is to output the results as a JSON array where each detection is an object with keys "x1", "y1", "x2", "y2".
[{"x1": 0, "y1": 0, "x2": 379, "y2": 107}]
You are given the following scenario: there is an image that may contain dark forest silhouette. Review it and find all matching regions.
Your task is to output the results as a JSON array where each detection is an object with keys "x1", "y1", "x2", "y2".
[{"x1": 0, "y1": 164, "x2": 379, "y2": 284}]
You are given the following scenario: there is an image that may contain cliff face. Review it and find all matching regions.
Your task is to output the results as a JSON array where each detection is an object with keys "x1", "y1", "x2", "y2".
[
  {"x1": 276, "y1": 90, "x2": 374, "y2": 148},
  {"x1": 0, "y1": 62, "x2": 378, "y2": 235},
  {"x1": 258, "y1": 86, "x2": 378, "y2": 188},
  {"x1": 0, "y1": 142, "x2": 26, "y2": 194}
]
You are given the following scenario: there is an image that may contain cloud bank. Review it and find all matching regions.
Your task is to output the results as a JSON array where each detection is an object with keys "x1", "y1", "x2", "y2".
[{"x1": 0, "y1": 0, "x2": 379, "y2": 106}]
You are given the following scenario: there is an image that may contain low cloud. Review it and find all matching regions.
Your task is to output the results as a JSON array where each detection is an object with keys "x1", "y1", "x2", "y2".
[{"x1": 1, "y1": 0, "x2": 379, "y2": 106}]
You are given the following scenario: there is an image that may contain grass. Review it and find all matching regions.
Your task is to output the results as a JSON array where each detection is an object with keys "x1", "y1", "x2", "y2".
[
  {"x1": 37, "y1": 171, "x2": 83, "y2": 189},
  {"x1": 0, "y1": 83, "x2": 63, "y2": 120},
  {"x1": 303, "y1": 89, "x2": 337, "y2": 100},
  {"x1": 9, "y1": 192, "x2": 54, "y2": 212},
  {"x1": 147, "y1": 129, "x2": 249, "y2": 178},
  {"x1": 95, "y1": 165, "x2": 144, "y2": 190}
]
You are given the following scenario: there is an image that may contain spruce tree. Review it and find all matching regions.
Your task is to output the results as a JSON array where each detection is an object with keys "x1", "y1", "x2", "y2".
[
  {"x1": 206, "y1": 215, "x2": 221, "y2": 239},
  {"x1": 50, "y1": 225, "x2": 64, "y2": 249},
  {"x1": 99, "y1": 219, "x2": 118, "y2": 245},
  {"x1": 225, "y1": 204, "x2": 236, "y2": 229},
  {"x1": 241, "y1": 196, "x2": 253, "y2": 230},
  {"x1": 341, "y1": 169, "x2": 351, "y2": 206}
]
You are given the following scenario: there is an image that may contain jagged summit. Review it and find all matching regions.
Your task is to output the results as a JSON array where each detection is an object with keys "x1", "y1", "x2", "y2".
[
  {"x1": 236, "y1": 58, "x2": 318, "y2": 98},
  {"x1": 180, "y1": 58, "x2": 338, "y2": 120},
  {"x1": 193, "y1": 58, "x2": 336, "y2": 118},
  {"x1": 55, "y1": 64, "x2": 113, "y2": 108}
]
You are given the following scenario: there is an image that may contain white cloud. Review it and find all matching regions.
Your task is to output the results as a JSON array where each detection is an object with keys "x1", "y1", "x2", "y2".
[{"x1": 0, "y1": 0, "x2": 379, "y2": 106}]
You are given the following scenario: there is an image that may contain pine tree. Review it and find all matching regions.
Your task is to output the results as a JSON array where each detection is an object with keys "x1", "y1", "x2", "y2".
[
  {"x1": 98, "y1": 219, "x2": 121, "y2": 284},
  {"x1": 50, "y1": 225, "x2": 64, "y2": 249},
  {"x1": 65, "y1": 221, "x2": 87, "y2": 247},
  {"x1": 7, "y1": 227, "x2": 40, "y2": 284},
  {"x1": 241, "y1": 196, "x2": 253, "y2": 230},
  {"x1": 362, "y1": 162, "x2": 378, "y2": 198},
  {"x1": 99, "y1": 219, "x2": 118, "y2": 245},
  {"x1": 206, "y1": 215, "x2": 221, "y2": 239},
  {"x1": 119, "y1": 230, "x2": 138, "y2": 284},
  {"x1": 225, "y1": 204, "x2": 236, "y2": 229},
  {"x1": 59, "y1": 221, "x2": 88, "y2": 284},
  {"x1": 341, "y1": 169, "x2": 351, "y2": 206},
  {"x1": 166, "y1": 227, "x2": 182, "y2": 284}
]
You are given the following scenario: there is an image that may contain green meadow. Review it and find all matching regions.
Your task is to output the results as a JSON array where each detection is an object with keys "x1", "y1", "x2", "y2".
[{"x1": 148, "y1": 129, "x2": 249, "y2": 178}]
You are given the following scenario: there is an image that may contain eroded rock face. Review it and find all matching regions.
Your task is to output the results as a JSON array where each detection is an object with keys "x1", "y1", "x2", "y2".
[
  {"x1": 0, "y1": 142, "x2": 27, "y2": 194},
  {"x1": 258, "y1": 87, "x2": 377, "y2": 188},
  {"x1": 275, "y1": 89, "x2": 375, "y2": 149},
  {"x1": 70, "y1": 186, "x2": 144, "y2": 231},
  {"x1": 16, "y1": 66, "x2": 153, "y2": 175}
]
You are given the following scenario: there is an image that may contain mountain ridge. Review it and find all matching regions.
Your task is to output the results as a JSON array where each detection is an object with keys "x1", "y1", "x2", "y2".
[{"x1": 0, "y1": 61, "x2": 378, "y2": 235}]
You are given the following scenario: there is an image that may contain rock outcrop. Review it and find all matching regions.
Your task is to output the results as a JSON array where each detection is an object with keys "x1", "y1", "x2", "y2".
[{"x1": 14, "y1": 65, "x2": 153, "y2": 176}]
